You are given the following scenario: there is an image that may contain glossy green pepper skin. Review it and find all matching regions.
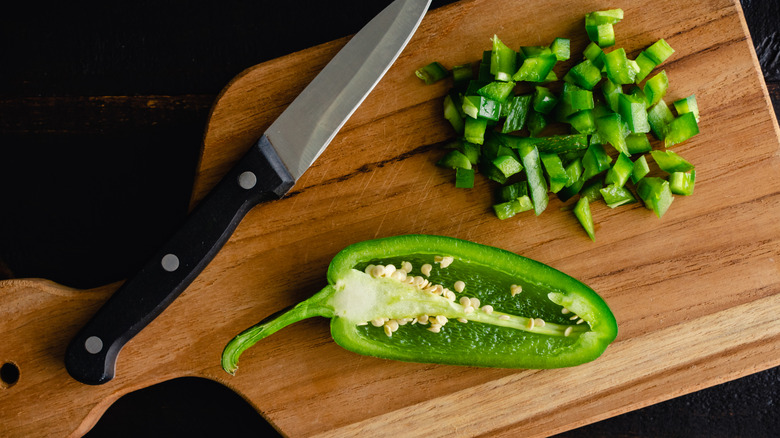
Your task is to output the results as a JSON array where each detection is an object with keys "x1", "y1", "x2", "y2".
[{"x1": 222, "y1": 235, "x2": 617, "y2": 374}]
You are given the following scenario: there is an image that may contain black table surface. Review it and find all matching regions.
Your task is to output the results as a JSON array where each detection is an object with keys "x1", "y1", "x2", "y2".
[{"x1": 1, "y1": 1, "x2": 778, "y2": 436}]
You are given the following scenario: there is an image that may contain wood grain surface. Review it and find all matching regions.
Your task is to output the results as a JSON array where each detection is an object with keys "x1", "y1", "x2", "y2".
[{"x1": 2, "y1": 0, "x2": 779, "y2": 436}]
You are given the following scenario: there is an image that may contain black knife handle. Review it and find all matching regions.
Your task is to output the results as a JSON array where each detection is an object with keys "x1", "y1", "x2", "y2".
[{"x1": 65, "y1": 135, "x2": 294, "y2": 385}]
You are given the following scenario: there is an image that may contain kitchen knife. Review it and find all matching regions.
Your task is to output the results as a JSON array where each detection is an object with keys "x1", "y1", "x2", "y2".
[{"x1": 65, "y1": 0, "x2": 431, "y2": 385}]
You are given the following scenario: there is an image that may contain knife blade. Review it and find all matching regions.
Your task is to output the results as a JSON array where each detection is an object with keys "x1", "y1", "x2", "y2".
[{"x1": 65, "y1": 0, "x2": 431, "y2": 385}]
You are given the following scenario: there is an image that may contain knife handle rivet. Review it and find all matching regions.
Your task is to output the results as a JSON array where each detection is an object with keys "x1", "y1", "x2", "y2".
[
  {"x1": 161, "y1": 254, "x2": 180, "y2": 272},
  {"x1": 238, "y1": 171, "x2": 257, "y2": 190},
  {"x1": 84, "y1": 336, "x2": 103, "y2": 354}
]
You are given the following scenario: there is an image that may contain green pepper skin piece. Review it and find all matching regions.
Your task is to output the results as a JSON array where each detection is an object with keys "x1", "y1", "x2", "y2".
[
  {"x1": 647, "y1": 99, "x2": 675, "y2": 140},
  {"x1": 437, "y1": 150, "x2": 472, "y2": 170},
  {"x1": 416, "y1": 62, "x2": 450, "y2": 84},
  {"x1": 637, "y1": 177, "x2": 674, "y2": 218},
  {"x1": 518, "y1": 144, "x2": 549, "y2": 215},
  {"x1": 582, "y1": 143, "x2": 612, "y2": 181},
  {"x1": 605, "y1": 153, "x2": 634, "y2": 187},
  {"x1": 513, "y1": 54, "x2": 558, "y2": 82},
  {"x1": 491, "y1": 35, "x2": 518, "y2": 82},
  {"x1": 670, "y1": 170, "x2": 696, "y2": 195},
  {"x1": 222, "y1": 235, "x2": 618, "y2": 373},
  {"x1": 549, "y1": 37, "x2": 571, "y2": 61},
  {"x1": 643, "y1": 70, "x2": 669, "y2": 107},
  {"x1": 664, "y1": 112, "x2": 700, "y2": 147},
  {"x1": 455, "y1": 168, "x2": 475, "y2": 188},
  {"x1": 502, "y1": 95, "x2": 532, "y2": 133},
  {"x1": 651, "y1": 150, "x2": 695, "y2": 173},
  {"x1": 574, "y1": 197, "x2": 596, "y2": 240},
  {"x1": 604, "y1": 48, "x2": 636, "y2": 85},
  {"x1": 631, "y1": 155, "x2": 650, "y2": 183},
  {"x1": 673, "y1": 94, "x2": 700, "y2": 122}
]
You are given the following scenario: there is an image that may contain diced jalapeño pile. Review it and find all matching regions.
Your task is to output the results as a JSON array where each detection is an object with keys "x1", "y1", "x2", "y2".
[{"x1": 416, "y1": 9, "x2": 700, "y2": 240}]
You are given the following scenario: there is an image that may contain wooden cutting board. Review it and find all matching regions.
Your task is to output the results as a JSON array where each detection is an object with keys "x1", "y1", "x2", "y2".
[{"x1": 2, "y1": 0, "x2": 779, "y2": 436}]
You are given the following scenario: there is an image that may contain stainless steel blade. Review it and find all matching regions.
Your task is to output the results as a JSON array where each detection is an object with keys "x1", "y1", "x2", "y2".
[{"x1": 264, "y1": 0, "x2": 430, "y2": 180}]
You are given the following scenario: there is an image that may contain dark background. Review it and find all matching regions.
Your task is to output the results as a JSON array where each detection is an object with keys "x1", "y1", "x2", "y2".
[{"x1": 1, "y1": 1, "x2": 777, "y2": 436}]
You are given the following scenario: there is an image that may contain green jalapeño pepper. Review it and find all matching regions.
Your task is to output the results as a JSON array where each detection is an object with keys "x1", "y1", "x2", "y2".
[{"x1": 222, "y1": 235, "x2": 618, "y2": 374}]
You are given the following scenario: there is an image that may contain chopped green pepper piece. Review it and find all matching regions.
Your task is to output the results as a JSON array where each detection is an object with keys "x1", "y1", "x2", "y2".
[
  {"x1": 557, "y1": 174, "x2": 585, "y2": 202},
  {"x1": 540, "y1": 153, "x2": 569, "y2": 193},
  {"x1": 582, "y1": 143, "x2": 612, "y2": 181},
  {"x1": 605, "y1": 153, "x2": 634, "y2": 187},
  {"x1": 482, "y1": 132, "x2": 515, "y2": 160},
  {"x1": 600, "y1": 184, "x2": 636, "y2": 208},
  {"x1": 664, "y1": 112, "x2": 700, "y2": 147},
  {"x1": 533, "y1": 86, "x2": 559, "y2": 114},
  {"x1": 520, "y1": 45, "x2": 552, "y2": 58},
  {"x1": 585, "y1": 8, "x2": 624, "y2": 25},
  {"x1": 464, "y1": 117, "x2": 488, "y2": 144},
  {"x1": 455, "y1": 168, "x2": 475, "y2": 188},
  {"x1": 564, "y1": 158, "x2": 583, "y2": 187},
  {"x1": 491, "y1": 35, "x2": 518, "y2": 82},
  {"x1": 583, "y1": 42, "x2": 606, "y2": 69},
  {"x1": 494, "y1": 195, "x2": 534, "y2": 219},
  {"x1": 626, "y1": 85, "x2": 649, "y2": 109},
  {"x1": 549, "y1": 37, "x2": 571, "y2": 61},
  {"x1": 498, "y1": 133, "x2": 589, "y2": 154},
  {"x1": 527, "y1": 110, "x2": 547, "y2": 136},
  {"x1": 637, "y1": 177, "x2": 674, "y2": 218},
  {"x1": 631, "y1": 155, "x2": 650, "y2": 183},
  {"x1": 437, "y1": 150, "x2": 472, "y2": 170},
  {"x1": 645, "y1": 39, "x2": 675, "y2": 64},
  {"x1": 463, "y1": 95, "x2": 502, "y2": 121},
  {"x1": 492, "y1": 154, "x2": 524, "y2": 178},
  {"x1": 618, "y1": 93, "x2": 651, "y2": 134},
  {"x1": 478, "y1": 51, "x2": 494, "y2": 82},
  {"x1": 568, "y1": 109, "x2": 596, "y2": 134},
  {"x1": 518, "y1": 143, "x2": 549, "y2": 215},
  {"x1": 650, "y1": 150, "x2": 695, "y2": 173},
  {"x1": 454, "y1": 140, "x2": 481, "y2": 165},
  {"x1": 502, "y1": 94, "x2": 532, "y2": 133},
  {"x1": 222, "y1": 235, "x2": 618, "y2": 373},
  {"x1": 452, "y1": 64, "x2": 474, "y2": 89},
  {"x1": 564, "y1": 59, "x2": 602, "y2": 90},
  {"x1": 601, "y1": 78, "x2": 623, "y2": 113},
  {"x1": 569, "y1": 89, "x2": 594, "y2": 111},
  {"x1": 595, "y1": 113, "x2": 630, "y2": 155},
  {"x1": 513, "y1": 54, "x2": 558, "y2": 82},
  {"x1": 415, "y1": 62, "x2": 450, "y2": 84},
  {"x1": 647, "y1": 99, "x2": 675, "y2": 140},
  {"x1": 625, "y1": 133, "x2": 652, "y2": 154},
  {"x1": 443, "y1": 93, "x2": 465, "y2": 134},
  {"x1": 670, "y1": 170, "x2": 696, "y2": 195},
  {"x1": 580, "y1": 178, "x2": 604, "y2": 202},
  {"x1": 604, "y1": 48, "x2": 637, "y2": 84},
  {"x1": 643, "y1": 70, "x2": 669, "y2": 107},
  {"x1": 585, "y1": 9, "x2": 622, "y2": 48},
  {"x1": 586, "y1": 23, "x2": 616, "y2": 48},
  {"x1": 498, "y1": 181, "x2": 528, "y2": 202},
  {"x1": 673, "y1": 94, "x2": 700, "y2": 122},
  {"x1": 478, "y1": 81, "x2": 516, "y2": 103},
  {"x1": 466, "y1": 79, "x2": 489, "y2": 96},
  {"x1": 574, "y1": 197, "x2": 596, "y2": 240},
  {"x1": 634, "y1": 51, "x2": 657, "y2": 83}
]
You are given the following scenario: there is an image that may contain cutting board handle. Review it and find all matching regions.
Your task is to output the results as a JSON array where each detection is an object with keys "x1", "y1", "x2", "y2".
[{"x1": 64, "y1": 136, "x2": 294, "y2": 385}]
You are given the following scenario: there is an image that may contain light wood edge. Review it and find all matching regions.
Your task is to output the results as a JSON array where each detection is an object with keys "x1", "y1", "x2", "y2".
[{"x1": 0, "y1": 278, "x2": 119, "y2": 299}]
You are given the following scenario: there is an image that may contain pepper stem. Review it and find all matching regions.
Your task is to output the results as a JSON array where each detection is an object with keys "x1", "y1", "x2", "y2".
[{"x1": 221, "y1": 286, "x2": 335, "y2": 375}]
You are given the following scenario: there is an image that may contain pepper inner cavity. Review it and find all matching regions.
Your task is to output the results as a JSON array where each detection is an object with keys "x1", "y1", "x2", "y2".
[{"x1": 351, "y1": 257, "x2": 588, "y2": 338}]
